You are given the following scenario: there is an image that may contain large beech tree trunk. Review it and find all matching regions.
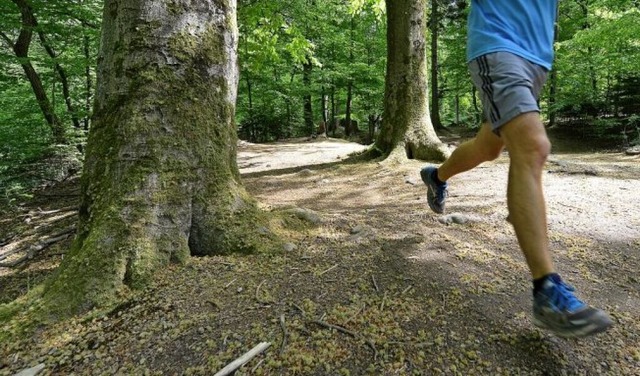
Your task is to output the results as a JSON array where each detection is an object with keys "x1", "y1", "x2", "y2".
[
  {"x1": 44, "y1": 0, "x2": 271, "y2": 313},
  {"x1": 374, "y1": 0, "x2": 448, "y2": 162}
]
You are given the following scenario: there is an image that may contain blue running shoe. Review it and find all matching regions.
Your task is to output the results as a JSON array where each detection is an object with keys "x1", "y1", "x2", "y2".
[
  {"x1": 533, "y1": 275, "x2": 613, "y2": 338},
  {"x1": 420, "y1": 166, "x2": 448, "y2": 214}
]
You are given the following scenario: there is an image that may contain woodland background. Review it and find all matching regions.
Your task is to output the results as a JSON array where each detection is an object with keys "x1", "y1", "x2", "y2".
[{"x1": 1, "y1": 0, "x2": 639, "y2": 207}]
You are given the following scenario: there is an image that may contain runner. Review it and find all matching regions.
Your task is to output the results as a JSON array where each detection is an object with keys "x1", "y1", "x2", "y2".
[{"x1": 421, "y1": 0, "x2": 612, "y2": 338}]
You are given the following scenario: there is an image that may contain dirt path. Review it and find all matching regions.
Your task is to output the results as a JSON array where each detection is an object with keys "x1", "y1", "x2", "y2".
[{"x1": 1, "y1": 138, "x2": 639, "y2": 375}]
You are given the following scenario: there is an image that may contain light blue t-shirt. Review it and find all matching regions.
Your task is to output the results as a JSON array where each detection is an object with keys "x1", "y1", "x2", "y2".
[{"x1": 467, "y1": 0, "x2": 558, "y2": 70}]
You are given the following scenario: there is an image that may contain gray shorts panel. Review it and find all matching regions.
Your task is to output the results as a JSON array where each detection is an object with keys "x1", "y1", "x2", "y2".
[{"x1": 469, "y1": 52, "x2": 549, "y2": 133}]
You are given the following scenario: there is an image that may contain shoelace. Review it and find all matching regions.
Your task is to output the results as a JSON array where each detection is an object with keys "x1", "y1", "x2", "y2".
[
  {"x1": 549, "y1": 281, "x2": 585, "y2": 312},
  {"x1": 436, "y1": 184, "x2": 448, "y2": 203}
]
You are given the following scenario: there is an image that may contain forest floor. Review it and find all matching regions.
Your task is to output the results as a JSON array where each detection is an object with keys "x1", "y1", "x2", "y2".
[{"x1": 1, "y1": 130, "x2": 639, "y2": 375}]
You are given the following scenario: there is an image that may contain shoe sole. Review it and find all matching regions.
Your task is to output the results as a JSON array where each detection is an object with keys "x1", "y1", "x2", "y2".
[{"x1": 533, "y1": 316, "x2": 613, "y2": 338}]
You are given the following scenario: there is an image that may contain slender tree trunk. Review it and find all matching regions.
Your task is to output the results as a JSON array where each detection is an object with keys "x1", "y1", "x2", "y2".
[
  {"x1": 578, "y1": 1, "x2": 597, "y2": 99},
  {"x1": 345, "y1": 17, "x2": 357, "y2": 137},
  {"x1": 345, "y1": 81, "x2": 354, "y2": 136},
  {"x1": 374, "y1": 0, "x2": 449, "y2": 162},
  {"x1": 246, "y1": 75, "x2": 253, "y2": 115},
  {"x1": 303, "y1": 59, "x2": 314, "y2": 135},
  {"x1": 471, "y1": 85, "x2": 481, "y2": 124},
  {"x1": 321, "y1": 86, "x2": 327, "y2": 124},
  {"x1": 455, "y1": 94, "x2": 460, "y2": 125},
  {"x1": 330, "y1": 84, "x2": 336, "y2": 136},
  {"x1": 43, "y1": 0, "x2": 273, "y2": 313},
  {"x1": 429, "y1": 0, "x2": 443, "y2": 130},
  {"x1": 10, "y1": 0, "x2": 67, "y2": 144},
  {"x1": 83, "y1": 33, "x2": 92, "y2": 131},
  {"x1": 38, "y1": 31, "x2": 81, "y2": 130}
]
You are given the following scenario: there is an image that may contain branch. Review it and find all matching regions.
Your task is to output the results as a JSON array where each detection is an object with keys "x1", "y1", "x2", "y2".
[
  {"x1": 0, "y1": 226, "x2": 75, "y2": 267},
  {"x1": 310, "y1": 319, "x2": 378, "y2": 359},
  {"x1": 279, "y1": 314, "x2": 287, "y2": 354},
  {"x1": 11, "y1": 0, "x2": 36, "y2": 57},
  {"x1": 0, "y1": 31, "x2": 14, "y2": 48},
  {"x1": 213, "y1": 342, "x2": 271, "y2": 376}
]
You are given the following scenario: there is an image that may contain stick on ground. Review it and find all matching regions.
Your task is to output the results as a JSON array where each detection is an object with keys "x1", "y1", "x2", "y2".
[{"x1": 214, "y1": 342, "x2": 271, "y2": 376}]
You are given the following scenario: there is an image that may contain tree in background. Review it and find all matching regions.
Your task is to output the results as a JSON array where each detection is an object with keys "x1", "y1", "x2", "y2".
[
  {"x1": 0, "y1": 0, "x2": 101, "y2": 201},
  {"x1": 236, "y1": 0, "x2": 386, "y2": 143},
  {"x1": 373, "y1": 0, "x2": 449, "y2": 162},
  {"x1": 549, "y1": 0, "x2": 640, "y2": 142},
  {"x1": 42, "y1": 0, "x2": 275, "y2": 314}
]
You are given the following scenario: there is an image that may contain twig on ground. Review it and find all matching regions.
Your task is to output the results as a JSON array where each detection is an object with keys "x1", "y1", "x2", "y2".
[
  {"x1": 0, "y1": 226, "x2": 75, "y2": 267},
  {"x1": 371, "y1": 274, "x2": 379, "y2": 292},
  {"x1": 279, "y1": 314, "x2": 287, "y2": 354},
  {"x1": 346, "y1": 304, "x2": 365, "y2": 324},
  {"x1": 292, "y1": 303, "x2": 306, "y2": 316},
  {"x1": 0, "y1": 246, "x2": 22, "y2": 262},
  {"x1": 250, "y1": 358, "x2": 265, "y2": 373},
  {"x1": 317, "y1": 263, "x2": 339, "y2": 276},
  {"x1": 213, "y1": 342, "x2": 271, "y2": 376},
  {"x1": 380, "y1": 291, "x2": 387, "y2": 312},
  {"x1": 0, "y1": 234, "x2": 16, "y2": 248},
  {"x1": 310, "y1": 319, "x2": 378, "y2": 360},
  {"x1": 255, "y1": 280, "x2": 266, "y2": 303},
  {"x1": 0, "y1": 254, "x2": 29, "y2": 268},
  {"x1": 36, "y1": 192, "x2": 80, "y2": 197},
  {"x1": 401, "y1": 285, "x2": 413, "y2": 295},
  {"x1": 311, "y1": 319, "x2": 357, "y2": 337},
  {"x1": 224, "y1": 278, "x2": 237, "y2": 288}
]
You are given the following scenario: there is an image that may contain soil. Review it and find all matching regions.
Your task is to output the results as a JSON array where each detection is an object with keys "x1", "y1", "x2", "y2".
[{"x1": 1, "y1": 132, "x2": 639, "y2": 375}]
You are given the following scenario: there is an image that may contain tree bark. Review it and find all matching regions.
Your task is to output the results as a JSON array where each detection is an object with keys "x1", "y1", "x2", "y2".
[
  {"x1": 303, "y1": 59, "x2": 314, "y2": 135},
  {"x1": 429, "y1": 0, "x2": 443, "y2": 130},
  {"x1": 83, "y1": 32, "x2": 92, "y2": 131},
  {"x1": 44, "y1": 0, "x2": 273, "y2": 313},
  {"x1": 374, "y1": 0, "x2": 449, "y2": 162},
  {"x1": 345, "y1": 80, "x2": 355, "y2": 136}
]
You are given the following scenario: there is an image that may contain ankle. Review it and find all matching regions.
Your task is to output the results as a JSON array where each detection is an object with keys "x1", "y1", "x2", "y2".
[
  {"x1": 432, "y1": 168, "x2": 446, "y2": 185},
  {"x1": 533, "y1": 273, "x2": 561, "y2": 295}
]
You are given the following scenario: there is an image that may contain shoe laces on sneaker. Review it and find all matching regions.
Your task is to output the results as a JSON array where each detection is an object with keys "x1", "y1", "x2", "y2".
[
  {"x1": 545, "y1": 280, "x2": 585, "y2": 312},
  {"x1": 435, "y1": 183, "x2": 448, "y2": 203}
]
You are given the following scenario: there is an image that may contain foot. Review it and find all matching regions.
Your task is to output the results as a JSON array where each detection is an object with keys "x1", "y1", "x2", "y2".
[
  {"x1": 420, "y1": 166, "x2": 448, "y2": 214},
  {"x1": 533, "y1": 275, "x2": 613, "y2": 338}
]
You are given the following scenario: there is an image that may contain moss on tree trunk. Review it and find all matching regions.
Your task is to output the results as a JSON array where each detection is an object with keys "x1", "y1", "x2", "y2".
[
  {"x1": 42, "y1": 0, "x2": 275, "y2": 315},
  {"x1": 373, "y1": 0, "x2": 449, "y2": 163}
]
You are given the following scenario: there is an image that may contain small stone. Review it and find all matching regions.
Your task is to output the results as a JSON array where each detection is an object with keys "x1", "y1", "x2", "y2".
[
  {"x1": 283, "y1": 242, "x2": 297, "y2": 252},
  {"x1": 625, "y1": 145, "x2": 640, "y2": 155},
  {"x1": 198, "y1": 327, "x2": 205, "y2": 334},
  {"x1": 404, "y1": 176, "x2": 418, "y2": 185},
  {"x1": 282, "y1": 207, "x2": 322, "y2": 225},
  {"x1": 13, "y1": 364, "x2": 45, "y2": 376},
  {"x1": 237, "y1": 287, "x2": 243, "y2": 293}
]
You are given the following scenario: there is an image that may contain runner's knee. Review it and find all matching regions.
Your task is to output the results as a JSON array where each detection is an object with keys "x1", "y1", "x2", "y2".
[{"x1": 509, "y1": 133, "x2": 550, "y2": 167}]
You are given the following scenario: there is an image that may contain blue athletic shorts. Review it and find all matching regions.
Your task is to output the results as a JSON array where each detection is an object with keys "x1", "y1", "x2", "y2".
[{"x1": 469, "y1": 52, "x2": 549, "y2": 133}]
